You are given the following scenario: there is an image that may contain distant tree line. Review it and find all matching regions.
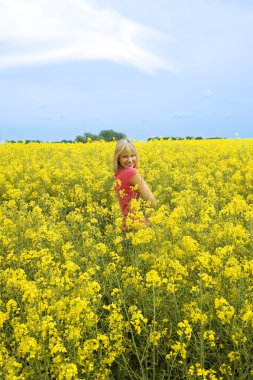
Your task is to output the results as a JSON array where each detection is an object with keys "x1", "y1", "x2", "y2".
[
  {"x1": 75, "y1": 129, "x2": 126, "y2": 143},
  {"x1": 6, "y1": 131, "x2": 226, "y2": 144},
  {"x1": 6, "y1": 139, "x2": 76, "y2": 144},
  {"x1": 147, "y1": 136, "x2": 226, "y2": 141},
  {"x1": 6, "y1": 130, "x2": 127, "y2": 144}
]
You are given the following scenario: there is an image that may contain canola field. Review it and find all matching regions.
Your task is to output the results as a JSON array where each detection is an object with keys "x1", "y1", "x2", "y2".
[{"x1": 0, "y1": 139, "x2": 253, "y2": 380}]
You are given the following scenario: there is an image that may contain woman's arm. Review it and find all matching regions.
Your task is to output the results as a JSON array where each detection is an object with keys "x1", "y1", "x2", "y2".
[{"x1": 131, "y1": 173, "x2": 157, "y2": 207}]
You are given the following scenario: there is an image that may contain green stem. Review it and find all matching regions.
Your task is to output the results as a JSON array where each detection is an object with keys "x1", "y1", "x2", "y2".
[
  {"x1": 116, "y1": 279, "x2": 147, "y2": 379},
  {"x1": 152, "y1": 284, "x2": 156, "y2": 380}
]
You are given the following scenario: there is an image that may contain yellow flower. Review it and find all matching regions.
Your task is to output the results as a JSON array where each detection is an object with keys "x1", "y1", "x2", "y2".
[
  {"x1": 184, "y1": 302, "x2": 208, "y2": 325},
  {"x1": 166, "y1": 341, "x2": 187, "y2": 360},
  {"x1": 215, "y1": 297, "x2": 235, "y2": 324},
  {"x1": 0, "y1": 311, "x2": 8, "y2": 328},
  {"x1": 18, "y1": 336, "x2": 41, "y2": 360},
  {"x1": 203, "y1": 330, "x2": 216, "y2": 348},
  {"x1": 228, "y1": 351, "x2": 240, "y2": 362},
  {"x1": 58, "y1": 363, "x2": 78, "y2": 380},
  {"x1": 219, "y1": 363, "x2": 232, "y2": 376},
  {"x1": 242, "y1": 310, "x2": 253, "y2": 326},
  {"x1": 128, "y1": 305, "x2": 148, "y2": 335},
  {"x1": 177, "y1": 320, "x2": 192, "y2": 340},
  {"x1": 146, "y1": 270, "x2": 163, "y2": 288}
]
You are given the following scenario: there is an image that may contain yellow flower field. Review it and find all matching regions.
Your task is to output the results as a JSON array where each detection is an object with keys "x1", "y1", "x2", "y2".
[{"x1": 0, "y1": 139, "x2": 253, "y2": 379}]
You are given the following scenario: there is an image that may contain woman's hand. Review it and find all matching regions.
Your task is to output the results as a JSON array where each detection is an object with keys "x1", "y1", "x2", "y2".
[{"x1": 131, "y1": 173, "x2": 157, "y2": 208}]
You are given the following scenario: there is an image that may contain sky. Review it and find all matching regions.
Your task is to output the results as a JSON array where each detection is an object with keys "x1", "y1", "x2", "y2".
[{"x1": 0, "y1": 0, "x2": 253, "y2": 141}]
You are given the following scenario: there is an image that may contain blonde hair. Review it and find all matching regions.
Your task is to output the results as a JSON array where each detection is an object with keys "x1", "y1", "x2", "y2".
[{"x1": 113, "y1": 138, "x2": 139, "y2": 173}]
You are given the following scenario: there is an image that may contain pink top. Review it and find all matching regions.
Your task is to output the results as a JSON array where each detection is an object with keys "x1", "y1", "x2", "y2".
[{"x1": 114, "y1": 167, "x2": 140, "y2": 218}]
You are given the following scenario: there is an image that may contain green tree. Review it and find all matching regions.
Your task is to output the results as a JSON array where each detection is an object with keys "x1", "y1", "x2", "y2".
[
  {"x1": 75, "y1": 135, "x2": 86, "y2": 143},
  {"x1": 75, "y1": 130, "x2": 126, "y2": 143},
  {"x1": 75, "y1": 133, "x2": 99, "y2": 142},
  {"x1": 98, "y1": 129, "x2": 126, "y2": 142},
  {"x1": 83, "y1": 132, "x2": 99, "y2": 141}
]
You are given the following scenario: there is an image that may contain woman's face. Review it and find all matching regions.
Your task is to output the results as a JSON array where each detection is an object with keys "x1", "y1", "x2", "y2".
[{"x1": 119, "y1": 150, "x2": 136, "y2": 169}]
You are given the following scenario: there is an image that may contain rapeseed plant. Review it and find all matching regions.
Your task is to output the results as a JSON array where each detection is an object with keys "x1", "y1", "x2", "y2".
[{"x1": 0, "y1": 139, "x2": 253, "y2": 379}]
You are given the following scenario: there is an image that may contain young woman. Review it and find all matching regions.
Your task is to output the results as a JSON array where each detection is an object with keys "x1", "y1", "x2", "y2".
[{"x1": 113, "y1": 139, "x2": 156, "y2": 231}]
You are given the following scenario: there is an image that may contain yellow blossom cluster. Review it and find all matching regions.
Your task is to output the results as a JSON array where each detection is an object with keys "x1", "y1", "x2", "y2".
[{"x1": 0, "y1": 139, "x2": 253, "y2": 379}]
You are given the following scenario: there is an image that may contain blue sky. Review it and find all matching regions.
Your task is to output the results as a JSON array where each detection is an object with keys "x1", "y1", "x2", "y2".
[{"x1": 0, "y1": 0, "x2": 253, "y2": 141}]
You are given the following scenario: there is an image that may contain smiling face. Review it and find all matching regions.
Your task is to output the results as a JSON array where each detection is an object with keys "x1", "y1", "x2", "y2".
[
  {"x1": 118, "y1": 150, "x2": 137, "y2": 169},
  {"x1": 113, "y1": 138, "x2": 139, "y2": 173}
]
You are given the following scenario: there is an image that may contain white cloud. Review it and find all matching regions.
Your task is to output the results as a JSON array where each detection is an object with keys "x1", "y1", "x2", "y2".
[
  {"x1": 223, "y1": 113, "x2": 235, "y2": 118},
  {"x1": 173, "y1": 112, "x2": 195, "y2": 118},
  {"x1": 236, "y1": 97, "x2": 253, "y2": 103},
  {"x1": 0, "y1": 0, "x2": 173, "y2": 73},
  {"x1": 203, "y1": 88, "x2": 214, "y2": 97}
]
